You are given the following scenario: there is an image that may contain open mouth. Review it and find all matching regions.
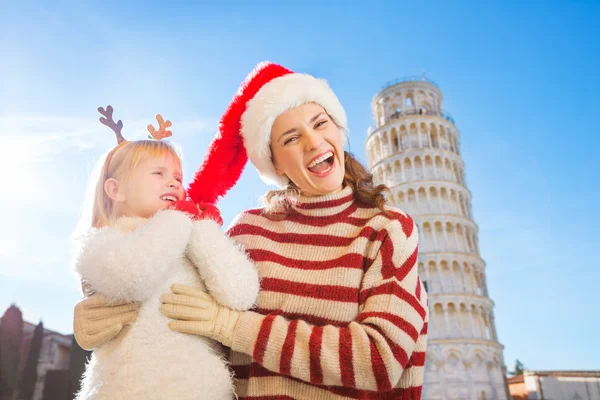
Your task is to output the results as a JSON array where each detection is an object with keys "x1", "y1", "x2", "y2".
[
  {"x1": 307, "y1": 151, "x2": 335, "y2": 175},
  {"x1": 161, "y1": 195, "x2": 178, "y2": 202}
]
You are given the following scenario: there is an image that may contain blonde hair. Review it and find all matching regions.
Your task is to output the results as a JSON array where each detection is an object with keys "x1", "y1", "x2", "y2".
[{"x1": 73, "y1": 140, "x2": 182, "y2": 239}]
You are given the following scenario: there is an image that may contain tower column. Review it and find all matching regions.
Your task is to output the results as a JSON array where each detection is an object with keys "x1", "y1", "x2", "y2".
[
  {"x1": 443, "y1": 305, "x2": 451, "y2": 337},
  {"x1": 491, "y1": 313, "x2": 499, "y2": 341},
  {"x1": 454, "y1": 226, "x2": 461, "y2": 252},
  {"x1": 425, "y1": 189, "x2": 432, "y2": 214},
  {"x1": 442, "y1": 224, "x2": 450, "y2": 252},
  {"x1": 470, "y1": 309, "x2": 479, "y2": 338},
  {"x1": 436, "y1": 264, "x2": 445, "y2": 293},
  {"x1": 464, "y1": 361, "x2": 476, "y2": 400},
  {"x1": 465, "y1": 308, "x2": 474, "y2": 338},
  {"x1": 461, "y1": 266, "x2": 469, "y2": 295},
  {"x1": 425, "y1": 265, "x2": 432, "y2": 293}
]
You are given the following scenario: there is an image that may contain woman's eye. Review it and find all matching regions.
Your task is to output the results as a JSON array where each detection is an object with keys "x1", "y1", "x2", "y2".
[
  {"x1": 154, "y1": 171, "x2": 163, "y2": 176},
  {"x1": 315, "y1": 120, "x2": 328, "y2": 129},
  {"x1": 284, "y1": 137, "x2": 298, "y2": 145}
]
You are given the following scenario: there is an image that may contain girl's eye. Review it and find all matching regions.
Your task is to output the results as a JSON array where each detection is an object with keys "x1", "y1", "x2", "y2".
[
  {"x1": 154, "y1": 171, "x2": 163, "y2": 176},
  {"x1": 176, "y1": 178, "x2": 182, "y2": 183}
]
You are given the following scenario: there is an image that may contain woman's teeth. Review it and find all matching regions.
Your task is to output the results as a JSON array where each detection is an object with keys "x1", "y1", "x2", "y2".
[
  {"x1": 161, "y1": 195, "x2": 177, "y2": 202},
  {"x1": 307, "y1": 152, "x2": 334, "y2": 169}
]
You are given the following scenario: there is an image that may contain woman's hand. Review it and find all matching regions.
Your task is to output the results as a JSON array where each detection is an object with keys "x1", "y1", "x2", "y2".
[
  {"x1": 169, "y1": 200, "x2": 203, "y2": 220},
  {"x1": 73, "y1": 295, "x2": 140, "y2": 350},
  {"x1": 160, "y1": 284, "x2": 239, "y2": 347},
  {"x1": 169, "y1": 200, "x2": 223, "y2": 226},
  {"x1": 195, "y1": 202, "x2": 223, "y2": 226}
]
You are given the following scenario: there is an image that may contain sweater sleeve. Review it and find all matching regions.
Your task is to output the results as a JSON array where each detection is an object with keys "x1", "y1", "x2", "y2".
[
  {"x1": 185, "y1": 219, "x2": 259, "y2": 311},
  {"x1": 74, "y1": 210, "x2": 193, "y2": 302},
  {"x1": 230, "y1": 215, "x2": 429, "y2": 391}
]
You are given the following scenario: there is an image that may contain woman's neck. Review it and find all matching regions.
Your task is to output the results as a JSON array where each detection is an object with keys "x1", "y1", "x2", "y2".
[
  {"x1": 289, "y1": 185, "x2": 355, "y2": 218},
  {"x1": 299, "y1": 187, "x2": 344, "y2": 198}
]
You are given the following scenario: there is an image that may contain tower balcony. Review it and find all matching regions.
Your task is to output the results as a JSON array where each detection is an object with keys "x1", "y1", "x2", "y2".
[
  {"x1": 386, "y1": 107, "x2": 455, "y2": 125},
  {"x1": 381, "y1": 75, "x2": 440, "y2": 91}
]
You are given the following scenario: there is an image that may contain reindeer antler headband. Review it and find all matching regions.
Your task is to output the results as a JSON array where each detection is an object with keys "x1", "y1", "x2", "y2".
[
  {"x1": 147, "y1": 114, "x2": 173, "y2": 140},
  {"x1": 98, "y1": 105, "x2": 126, "y2": 144},
  {"x1": 98, "y1": 105, "x2": 173, "y2": 145}
]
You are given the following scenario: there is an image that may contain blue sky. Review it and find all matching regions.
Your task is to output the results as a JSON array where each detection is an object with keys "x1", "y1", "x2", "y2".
[{"x1": 1, "y1": 1, "x2": 598, "y2": 372}]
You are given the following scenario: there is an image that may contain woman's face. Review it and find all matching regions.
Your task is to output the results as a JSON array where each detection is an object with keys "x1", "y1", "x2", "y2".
[{"x1": 270, "y1": 102, "x2": 345, "y2": 197}]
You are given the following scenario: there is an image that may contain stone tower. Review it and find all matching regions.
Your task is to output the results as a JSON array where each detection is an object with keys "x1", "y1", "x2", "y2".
[{"x1": 366, "y1": 76, "x2": 509, "y2": 400}]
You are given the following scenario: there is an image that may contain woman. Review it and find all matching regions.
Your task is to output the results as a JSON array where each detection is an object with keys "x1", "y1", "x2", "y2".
[{"x1": 74, "y1": 62, "x2": 428, "y2": 399}]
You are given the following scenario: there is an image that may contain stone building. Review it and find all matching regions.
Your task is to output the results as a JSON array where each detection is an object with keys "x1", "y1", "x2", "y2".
[
  {"x1": 366, "y1": 76, "x2": 510, "y2": 399},
  {"x1": 508, "y1": 371, "x2": 600, "y2": 400},
  {"x1": 0, "y1": 304, "x2": 89, "y2": 400}
]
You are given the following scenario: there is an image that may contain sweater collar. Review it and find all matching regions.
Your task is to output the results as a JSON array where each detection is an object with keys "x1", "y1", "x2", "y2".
[{"x1": 290, "y1": 185, "x2": 355, "y2": 218}]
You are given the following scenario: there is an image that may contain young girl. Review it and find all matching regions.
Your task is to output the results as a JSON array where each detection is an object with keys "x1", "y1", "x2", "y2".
[{"x1": 72, "y1": 106, "x2": 259, "y2": 400}]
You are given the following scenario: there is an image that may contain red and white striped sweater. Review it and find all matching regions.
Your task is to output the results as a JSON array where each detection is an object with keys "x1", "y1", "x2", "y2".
[{"x1": 226, "y1": 186, "x2": 428, "y2": 399}]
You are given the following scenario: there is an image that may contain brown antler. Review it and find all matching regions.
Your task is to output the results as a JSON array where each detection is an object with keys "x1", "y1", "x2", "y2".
[
  {"x1": 98, "y1": 105, "x2": 125, "y2": 144},
  {"x1": 147, "y1": 114, "x2": 173, "y2": 140}
]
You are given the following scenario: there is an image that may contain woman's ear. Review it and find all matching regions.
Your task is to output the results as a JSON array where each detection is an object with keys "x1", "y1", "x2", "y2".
[
  {"x1": 104, "y1": 178, "x2": 123, "y2": 201},
  {"x1": 271, "y1": 147, "x2": 286, "y2": 177}
]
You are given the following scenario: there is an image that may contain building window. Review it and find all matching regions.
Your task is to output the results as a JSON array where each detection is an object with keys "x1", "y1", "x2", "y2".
[{"x1": 423, "y1": 280, "x2": 429, "y2": 292}]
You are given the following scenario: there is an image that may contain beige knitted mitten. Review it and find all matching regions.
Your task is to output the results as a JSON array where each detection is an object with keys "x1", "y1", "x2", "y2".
[
  {"x1": 73, "y1": 295, "x2": 140, "y2": 350},
  {"x1": 160, "y1": 284, "x2": 240, "y2": 347}
]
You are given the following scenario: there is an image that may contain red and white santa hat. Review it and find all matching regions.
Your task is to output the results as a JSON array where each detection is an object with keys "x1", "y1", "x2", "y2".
[{"x1": 187, "y1": 62, "x2": 348, "y2": 204}]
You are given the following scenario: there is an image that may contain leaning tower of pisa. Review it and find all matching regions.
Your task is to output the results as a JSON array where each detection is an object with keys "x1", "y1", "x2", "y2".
[{"x1": 366, "y1": 77, "x2": 510, "y2": 400}]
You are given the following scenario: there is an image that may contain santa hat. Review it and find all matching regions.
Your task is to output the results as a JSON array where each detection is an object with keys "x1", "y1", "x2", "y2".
[{"x1": 187, "y1": 61, "x2": 348, "y2": 203}]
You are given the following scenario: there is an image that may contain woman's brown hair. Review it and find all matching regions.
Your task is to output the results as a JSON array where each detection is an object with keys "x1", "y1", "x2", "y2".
[{"x1": 262, "y1": 151, "x2": 392, "y2": 217}]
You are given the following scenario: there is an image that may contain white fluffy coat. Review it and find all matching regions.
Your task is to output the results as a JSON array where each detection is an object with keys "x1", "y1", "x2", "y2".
[{"x1": 73, "y1": 210, "x2": 259, "y2": 400}]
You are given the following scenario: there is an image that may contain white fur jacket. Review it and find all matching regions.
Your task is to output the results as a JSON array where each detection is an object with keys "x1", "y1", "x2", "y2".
[{"x1": 73, "y1": 210, "x2": 260, "y2": 400}]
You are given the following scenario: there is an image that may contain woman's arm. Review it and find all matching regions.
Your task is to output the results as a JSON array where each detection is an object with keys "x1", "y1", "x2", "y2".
[
  {"x1": 232, "y1": 217, "x2": 427, "y2": 390},
  {"x1": 185, "y1": 219, "x2": 259, "y2": 311},
  {"x1": 74, "y1": 210, "x2": 193, "y2": 302},
  {"x1": 163, "y1": 215, "x2": 428, "y2": 391}
]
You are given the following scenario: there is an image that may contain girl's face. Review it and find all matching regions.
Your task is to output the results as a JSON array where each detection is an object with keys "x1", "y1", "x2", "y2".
[
  {"x1": 270, "y1": 102, "x2": 345, "y2": 197},
  {"x1": 106, "y1": 154, "x2": 185, "y2": 219}
]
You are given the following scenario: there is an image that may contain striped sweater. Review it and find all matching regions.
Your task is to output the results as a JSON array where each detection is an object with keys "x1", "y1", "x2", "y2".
[{"x1": 226, "y1": 186, "x2": 428, "y2": 399}]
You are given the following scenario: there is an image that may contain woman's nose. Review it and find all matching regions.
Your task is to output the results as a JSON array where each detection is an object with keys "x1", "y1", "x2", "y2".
[{"x1": 304, "y1": 130, "x2": 324, "y2": 151}]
